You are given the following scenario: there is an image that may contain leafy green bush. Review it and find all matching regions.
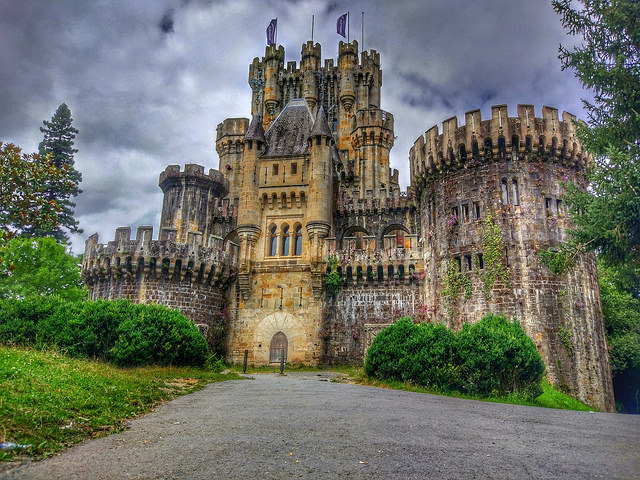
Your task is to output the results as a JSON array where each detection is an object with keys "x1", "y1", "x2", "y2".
[
  {"x1": 0, "y1": 297, "x2": 208, "y2": 367},
  {"x1": 365, "y1": 313, "x2": 545, "y2": 398},
  {"x1": 454, "y1": 314, "x2": 544, "y2": 397},
  {"x1": 111, "y1": 304, "x2": 207, "y2": 367},
  {"x1": 365, "y1": 317, "x2": 417, "y2": 381}
]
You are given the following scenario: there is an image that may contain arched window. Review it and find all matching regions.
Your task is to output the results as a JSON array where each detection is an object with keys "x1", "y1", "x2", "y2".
[
  {"x1": 269, "y1": 225, "x2": 277, "y2": 256},
  {"x1": 281, "y1": 224, "x2": 290, "y2": 256},
  {"x1": 294, "y1": 225, "x2": 302, "y2": 255}
]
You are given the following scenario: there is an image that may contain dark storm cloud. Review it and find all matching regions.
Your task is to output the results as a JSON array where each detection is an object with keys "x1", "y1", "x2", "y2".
[
  {"x1": 0, "y1": 0, "x2": 591, "y2": 252},
  {"x1": 160, "y1": 9, "x2": 175, "y2": 33}
]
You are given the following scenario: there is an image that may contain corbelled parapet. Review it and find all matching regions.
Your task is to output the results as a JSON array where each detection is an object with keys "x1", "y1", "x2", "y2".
[
  {"x1": 350, "y1": 109, "x2": 394, "y2": 148},
  {"x1": 82, "y1": 226, "x2": 238, "y2": 288},
  {"x1": 159, "y1": 163, "x2": 229, "y2": 198},
  {"x1": 301, "y1": 41, "x2": 321, "y2": 70},
  {"x1": 159, "y1": 164, "x2": 230, "y2": 243},
  {"x1": 216, "y1": 118, "x2": 249, "y2": 143},
  {"x1": 410, "y1": 104, "x2": 589, "y2": 184}
]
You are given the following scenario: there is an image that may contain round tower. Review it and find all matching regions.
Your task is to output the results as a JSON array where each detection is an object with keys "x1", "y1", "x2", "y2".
[
  {"x1": 350, "y1": 108, "x2": 395, "y2": 197},
  {"x1": 159, "y1": 164, "x2": 229, "y2": 244},
  {"x1": 338, "y1": 40, "x2": 358, "y2": 112},
  {"x1": 263, "y1": 44, "x2": 284, "y2": 123},
  {"x1": 301, "y1": 41, "x2": 321, "y2": 111},
  {"x1": 215, "y1": 117, "x2": 249, "y2": 205},
  {"x1": 410, "y1": 104, "x2": 614, "y2": 412}
]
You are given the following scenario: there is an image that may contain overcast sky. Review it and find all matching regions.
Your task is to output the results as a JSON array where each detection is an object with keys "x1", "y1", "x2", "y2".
[{"x1": 0, "y1": 0, "x2": 589, "y2": 254}]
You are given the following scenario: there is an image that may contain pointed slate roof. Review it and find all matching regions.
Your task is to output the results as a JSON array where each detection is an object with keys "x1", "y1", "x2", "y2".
[
  {"x1": 263, "y1": 98, "x2": 314, "y2": 156},
  {"x1": 309, "y1": 106, "x2": 333, "y2": 138},
  {"x1": 244, "y1": 114, "x2": 266, "y2": 144}
]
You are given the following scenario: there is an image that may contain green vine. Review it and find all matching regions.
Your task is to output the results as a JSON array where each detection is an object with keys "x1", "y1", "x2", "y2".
[
  {"x1": 477, "y1": 212, "x2": 510, "y2": 299},
  {"x1": 558, "y1": 320, "x2": 574, "y2": 355},
  {"x1": 441, "y1": 258, "x2": 472, "y2": 317},
  {"x1": 325, "y1": 256, "x2": 342, "y2": 296}
]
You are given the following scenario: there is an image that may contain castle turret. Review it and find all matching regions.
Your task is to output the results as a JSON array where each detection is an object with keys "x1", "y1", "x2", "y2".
[
  {"x1": 235, "y1": 114, "x2": 266, "y2": 298},
  {"x1": 301, "y1": 41, "x2": 321, "y2": 111},
  {"x1": 350, "y1": 108, "x2": 395, "y2": 197},
  {"x1": 263, "y1": 44, "x2": 285, "y2": 126},
  {"x1": 216, "y1": 117, "x2": 249, "y2": 204},
  {"x1": 159, "y1": 164, "x2": 229, "y2": 244}
]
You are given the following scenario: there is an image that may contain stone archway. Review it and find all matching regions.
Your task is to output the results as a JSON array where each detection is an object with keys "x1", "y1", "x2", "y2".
[{"x1": 253, "y1": 312, "x2": 307, "y2": 364}]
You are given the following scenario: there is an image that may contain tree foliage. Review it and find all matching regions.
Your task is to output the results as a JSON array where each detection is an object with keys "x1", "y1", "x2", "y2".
[
  {"x1": 0, "y1": 236, "x2": 87, "y2": 301},
  {"x1": 0, "y1": 143, "x2": 75, "y2": 244},
  {"x1": 549, "y1": 0, "x2": 640, "y2": 272},
  {"x1": 31, "y1": 103, "x2": 82, "y2": 241}
]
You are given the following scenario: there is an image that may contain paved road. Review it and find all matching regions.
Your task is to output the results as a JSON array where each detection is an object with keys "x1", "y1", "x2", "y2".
[{"x1": 2, "y1": 372, "x2": 639, "y2": 479}]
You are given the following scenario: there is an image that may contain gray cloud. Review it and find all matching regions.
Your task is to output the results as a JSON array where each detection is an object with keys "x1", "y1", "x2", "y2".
[{"x1": 0, "y1": 0, "x2": 591, "y2": 253}]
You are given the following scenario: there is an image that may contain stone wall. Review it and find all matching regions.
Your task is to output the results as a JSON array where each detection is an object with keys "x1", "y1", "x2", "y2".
[{"x1": 323, "y1": 284, "x2": 422, "y2": 364}]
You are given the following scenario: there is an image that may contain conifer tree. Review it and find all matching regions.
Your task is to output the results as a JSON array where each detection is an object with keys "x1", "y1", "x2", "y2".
[
  {"x1": 32, "y1": 103, "x2": 83, "y2": 241},
  {"x1": 549, "y1": 0, "x2": 640, "y2": 279}
]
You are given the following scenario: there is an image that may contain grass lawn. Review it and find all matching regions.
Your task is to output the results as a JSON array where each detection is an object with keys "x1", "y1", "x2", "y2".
[{"x1": 0, "y1": 345, "x2": 241, "y2": 460}]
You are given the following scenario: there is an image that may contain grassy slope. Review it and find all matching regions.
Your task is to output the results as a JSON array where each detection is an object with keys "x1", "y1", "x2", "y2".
[{"x1": 0, "y1": 345, "x2": 240, "y2": 460}]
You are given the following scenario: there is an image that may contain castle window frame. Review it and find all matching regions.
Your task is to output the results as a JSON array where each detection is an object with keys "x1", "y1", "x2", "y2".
[
  {"x1": 501, "y1": 179, "x2": 510, "y2": 205},
  {"x1": 269, "y1": 224, "x2": 278, "y2": 256},
  {"x1": 465, "y1": 254, "x2": 472, "y2": 271},
  {"x1": 474, "y1": 202, "x2": 481, "y2": 220},
  {"x1": 512, "y1": 179, "x2": 520, "y2": 206},
  {"x1": 291, "y1": 162, "x2": 298, "y2": 175},
  {"x1": 462, "y1": 203, "x2": 469, "y2": 221},
  {"x1": 281, "y1": 224, "x2": 290, "y2": 256},
  {"x1": 477, "y1": 253, "x2": 484, "y2": 269},
  {"x1": 273, "y1": 164, "x2": 279, "y2": 176},
  {"x1": 294, "y1": 224, "x2": 302, "y2": 255}
]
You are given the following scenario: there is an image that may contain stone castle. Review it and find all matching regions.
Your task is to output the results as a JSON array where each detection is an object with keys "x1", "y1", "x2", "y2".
[{"x1": 82, "y1": 40, "x2": 614, "y2": 411}]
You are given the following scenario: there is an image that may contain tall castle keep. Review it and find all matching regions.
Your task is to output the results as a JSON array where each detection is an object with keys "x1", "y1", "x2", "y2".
[{"x1": 82, "y1": 40, "x2": 615, "y2": 411}]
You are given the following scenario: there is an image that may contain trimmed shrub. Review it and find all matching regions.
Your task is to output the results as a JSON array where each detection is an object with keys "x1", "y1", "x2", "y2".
[
  {"x1": 365, "y1": 317, "x2": 418, "y2": 380},
  {"x1": 111, "y1": 304, "x2": 208, "y2": 367},
  {"x1": 365, "y1": 313, "x2": 545, "y2": 398},
  {"x1": 0, "y1": 297, "x2": 208, "y2": 367},
  {"x1": 455, "y1": 314, "x2": 544, "y2": 397}
]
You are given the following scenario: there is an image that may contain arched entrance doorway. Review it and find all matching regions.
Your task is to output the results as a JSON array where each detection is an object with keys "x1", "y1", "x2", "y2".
[{"x1": 269, "y1": 331, "x2": 288, "y2": 363}]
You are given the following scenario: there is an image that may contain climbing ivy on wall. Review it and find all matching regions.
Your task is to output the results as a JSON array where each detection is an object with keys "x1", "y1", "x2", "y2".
[
  {"x1": 477, "y1": 212, "x2": 510, "y2": 299},
  {"x1": 441, "y1": 258, "x2": 472, "y2": 317},
  {"x1": 325, "y1": 256, "x2": 342, "y2": 296}
]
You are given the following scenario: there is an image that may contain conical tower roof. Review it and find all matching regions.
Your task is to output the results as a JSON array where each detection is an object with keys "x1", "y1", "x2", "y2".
[
  {"x1": 244, "y1": 114, "x2": 266, "y2": 144},
  {"x1": 309, "y1": 106, "x2": 333, "y2": 138}
]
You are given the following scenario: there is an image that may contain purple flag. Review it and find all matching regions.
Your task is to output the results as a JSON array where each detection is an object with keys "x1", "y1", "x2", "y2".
[
  {"x1": 337, "y1": 13, "x2": 347, "y2": 38},
  {"x1": 266, "y1": 18, "x2": 277, "y2": 45}
]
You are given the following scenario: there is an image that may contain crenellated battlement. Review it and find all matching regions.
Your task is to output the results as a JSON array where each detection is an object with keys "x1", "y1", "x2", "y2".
[
  {"x1": 159, "y1": 164, "x2": 229, "y2": 198},
  {"x1": 82, "y1": 226, "x2": 238, "y2": 287},
  {"x1": 336, "y1": 190, "x2": 413, "y2": 215},
  {"x1": 216, "y1": 118, "x2": 249, "y2": 142},
  {"x1": 410, "y1": 104, "x2": 590, "y2": 183},
  {"x1": 338, "y1": 40, "x2": 358, "y2": 62}
]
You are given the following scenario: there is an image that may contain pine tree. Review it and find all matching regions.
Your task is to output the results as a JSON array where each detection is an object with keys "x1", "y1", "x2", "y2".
[
  {"x1": 32, "y1": 103, "x2": 83, "y2": 241},
  {"x1": 547, "y1": 1, "x2": 640, "y2": 278}
]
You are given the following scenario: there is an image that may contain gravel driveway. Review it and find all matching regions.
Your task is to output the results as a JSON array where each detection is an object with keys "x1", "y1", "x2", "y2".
[{"x1": 2, "y1": 372, "x2": 639, "y2": 479}]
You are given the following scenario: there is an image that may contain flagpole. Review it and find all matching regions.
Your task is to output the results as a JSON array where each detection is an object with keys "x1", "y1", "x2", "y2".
[
  {"x1": 311, "y1": 14, "x2": 314, "y2": 43},
  {"x1": 347, "y1": 12, "x2": 350, "y2": 43},
  {"x1": 361, "y1": 11, "x2": 364, "y2": 50}
]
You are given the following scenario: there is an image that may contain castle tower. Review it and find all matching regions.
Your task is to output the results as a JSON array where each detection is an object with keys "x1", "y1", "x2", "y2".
[
  {"x1": 235, "y1": 114, "x2": 266, "y2": 298},
  {"x1": 350, "y1": 108, "x2": 395, "y2": 198},
  {"x1": 409, "y1": 104, "x2": 614, "y2": 411},
  {"x1": 263, "y1": 44, "x2": 285, "y2": 126},
  {"x1": 216, "y1": 117, "x2": 249, "y2": 205},
  {"x1": 301, "y1": 41, "x2": 321, "y2": 111},
  {"x1": 158, "y1": 164, "x2": 229, "y2": 245}
]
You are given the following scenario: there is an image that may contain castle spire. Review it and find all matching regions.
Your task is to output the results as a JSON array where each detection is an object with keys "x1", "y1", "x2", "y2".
[
  {"x1": 244, "y1": 114, "x2": 266, "y2": 144},
  {"x1": 310, "y1": 106, "x2": 333, "y2": 138}
]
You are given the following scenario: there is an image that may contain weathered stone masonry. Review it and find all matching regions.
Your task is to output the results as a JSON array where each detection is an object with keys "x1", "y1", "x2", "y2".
[{"x1": 82, "y1": 41, "x2": 614, "y2": 411}]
